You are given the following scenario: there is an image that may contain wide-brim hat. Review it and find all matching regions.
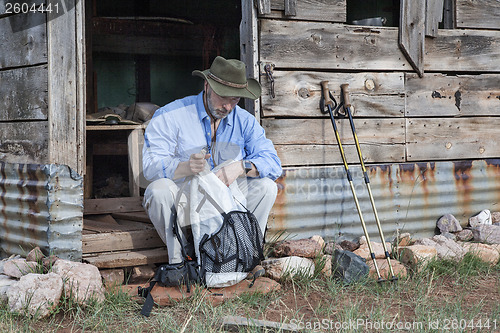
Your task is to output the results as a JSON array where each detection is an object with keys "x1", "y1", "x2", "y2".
[{"x1": 192, "y1": 56, "x2": 261, "y2": 100}]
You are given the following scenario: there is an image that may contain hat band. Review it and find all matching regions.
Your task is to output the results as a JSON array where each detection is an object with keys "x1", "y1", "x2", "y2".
[{"x1": 208, "y1": 71, "x2": 248, "y2": 89}]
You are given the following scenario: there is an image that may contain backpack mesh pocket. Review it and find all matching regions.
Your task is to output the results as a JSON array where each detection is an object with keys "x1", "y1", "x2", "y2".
[{"x1": 199, "y1": 210, "x2": 264, "y2": 274}]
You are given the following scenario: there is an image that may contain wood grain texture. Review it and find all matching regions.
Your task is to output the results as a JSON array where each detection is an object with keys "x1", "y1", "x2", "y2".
[
  {"x1": 259, "y1": 0, "x2": 346, "y2": 22},
  {"x1": 456, "y1": 0, "x2": 500, "y2": 29},
  {"x1": 0, "y1": 65, "x2": 48, "y2": 121},
  {"x1": 263, "y1": 118, "x2": 405, "y2": 145},
  {"x1": 405, "y1": 73, "x2": 500, "y2": 117},
  {"x1": 406, "y1": 118, "x2": 500, "y2": 161},
  {"x1": 0, "y1": 12, "x2": 47, "y2": 68},
  {"x1": 260, "y1": 20, "x2": 500, "y2": 72},
  {"x1": 0, "y1": 121, "x2": 48, "y2": 163},
  {"x1": 261, "y1": 71, "x2": 405, "y2": 118},
  {"x1": 425, "y1": 0, "x2": 444, "y2": 37},
  {"x1": 82, "y1": 229, "x2": 164, "y2": 253},
  {"x1": 83, "y1": 247, "x2": 168, "y2": 268},
  {"x1": 275, "y1": 144, "x2": 406, "y2": 166},
  {"x1": 399, "y1": 0, "x2": 425, "y2": 77}
]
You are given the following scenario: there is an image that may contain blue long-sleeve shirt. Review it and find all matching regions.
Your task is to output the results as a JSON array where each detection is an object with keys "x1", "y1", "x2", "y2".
[{"x1": 143, "y1": 91, "x2": 282, "y2": 182}]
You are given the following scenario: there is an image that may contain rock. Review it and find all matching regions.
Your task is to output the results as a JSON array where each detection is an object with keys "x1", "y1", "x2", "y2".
[
  {"x1": 456, "y1": 229, "x2": 474, "y2": 242},
  {"x1": 462, "y1": 243, "x2": 500, "y2": 265},
  {"x1": 397, "y1": 233, "x2": 412, "y2": 247},
  {"x1": 7, "y1": 273, "x2": 63, "y2": 318},
  {"x1": 129, "y1": 265, "x2": 155, "y2": 284},
  {"x1": 0, "y1": 274, "x2": 17, "y2": 302},
  {"x1": 52, "y1": 260, "x2": 105, "y2": 305},
  {"x1": 353, "y1": 240, "x2": 392, "y2": 261},
  {"x1": 415, "y1": 235, "x2": 466, "y2": 260},
  {"x1": 0, "y1": 255, "x2": 21, "y2": 275},
  {"x1": 273, "y1": 239, "x2": 322, "y2": 258},
  {"x1": 490, "y1": 211, "x2": 500, "y2": 224},
  {"x1": 42, "y1": 255, "x2": 60, "y2": 271},
  {"x1": 3, "y1": 259, "x2": 38, "y2": 278},
  {"x1": 332, "y1": 249, "x2": 369, "y2": 284},
  {"x1": 398, "y1": 245, "x2": 437, "y2": 271},
  {"x1": 437, "y1": 214, "x2": 462, "y2": 233},
  {"x1": 471, "y1": 224, "x2": 500, "y2": 244},
  {"x1": 320, "y1": 255, "x2": 332, "y2": 278},
  {"x1": 323, "y1": 242, "x2": 342, "y2": 255},
  {"x1": 100, "y1": 269, "x2": 124, "y2": 287},
  {"x1": 340, "y1": 239, "x2": 359, "y2": 252},
  {"x1": 367, "y1": 259, "x2": 407, "y2": 280},
  {"x1": 469, "y1": 209, "x2": 492, "y2": 227},
  {"x1": 26, "y1": 247, "x2": 45, "y2": 262},
  {"x1": 309, "y1": 235, "x2": 325, "y2": 249},
  {"x1": 491, "y1": 244, "x2": 500, "y2": 253},
  {"x1": 262, "y1": 256, "x2": 315, "y2": 281},
  {"x1": 440, "y1": 232, "x2": 457, "y2": 241}
]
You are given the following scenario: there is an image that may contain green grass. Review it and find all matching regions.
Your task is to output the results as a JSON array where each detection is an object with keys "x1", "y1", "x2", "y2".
[{"x1": 0, "y1": 252, "x2": 499, "y2": 332}]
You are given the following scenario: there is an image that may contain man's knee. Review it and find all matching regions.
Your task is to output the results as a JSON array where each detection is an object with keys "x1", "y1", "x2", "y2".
[
  {"x1": 253, "y1": 177, "x2": 278, "y2": 199},
  {"x1": 144, "y1": 178, "x2": 177, "y2": 208}
]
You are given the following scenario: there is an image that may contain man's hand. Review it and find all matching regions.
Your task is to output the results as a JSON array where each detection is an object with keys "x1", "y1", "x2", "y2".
[
  {"x1": 189, "y1": 152, "x2": 210, "y2": 174},
  {"x1": 173, "y1": 152, "x2": 210, "y2": 179},
  {"x1": 215, "y1": 161, "x2": 245, "y2": 187}
]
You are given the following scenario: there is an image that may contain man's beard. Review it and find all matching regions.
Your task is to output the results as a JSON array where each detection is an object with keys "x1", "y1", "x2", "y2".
[{"x1": 206, "y1": 90, "x2": 230, "y2": 119}]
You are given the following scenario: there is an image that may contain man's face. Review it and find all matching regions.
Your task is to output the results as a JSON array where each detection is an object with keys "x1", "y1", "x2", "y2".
[{"x1": 205, "y1": 83, "x2": 240, "y2": 120}]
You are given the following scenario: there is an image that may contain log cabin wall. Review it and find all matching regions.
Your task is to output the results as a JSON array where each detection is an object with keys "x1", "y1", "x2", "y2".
[{"x1": 254, "y1": 0, "x2": 500, "y2": 168}]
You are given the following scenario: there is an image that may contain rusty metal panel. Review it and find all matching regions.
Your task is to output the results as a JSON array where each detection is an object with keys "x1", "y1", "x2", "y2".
[
  {"x1": 0, "y1": 162, "x2": 83, "y2": 260},
  {"x1": 269, "y1": 159, "x2": 500, "y2": 242}
]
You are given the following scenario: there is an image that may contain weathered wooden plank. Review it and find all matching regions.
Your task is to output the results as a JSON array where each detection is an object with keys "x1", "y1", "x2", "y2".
[
  {"x1": 399, "y1": 0, "x2": 425, "y2": 77},
  {"x1": 406, "y1": 118, "x2": 500, "y2": 161},
  {"x1": 84, "y1": 197, "x2": 144, "y2": 215},
  {"x1": 425, "y1": 0, "x2": 444, "y2": 37},
  {"x1": 240, "y1": 0, "x2": 260, "y2": 118},
  {"x1": 424, "y1": 29, "x2": 500, "y2": 73},
  {"x1": 82, "y1": 229, "x2": 164, "y2": 253},
  {"x1": 263, "y1": 118, "x2": 405, "y2": 145},
  {"x1": 0, "y1": 12, "x2": 47, "y2": 68},
  {"x1": 260, "y1": 21, "x2": 409, "y2": 71},
  {"x1": 83, "y1": 219, "x2": 133, "y2": 233},
  {"x1": 47, "y1": 0, "x2": 84, "y2": 174},
  {"x1": 0, "y1": 121, "x2": 48, "y2": 163},
  {"x1": 83, "y1": 247, "x2": 168, "y2": 268},
  {"x1": 261, "y1": 71, "x2": 404, "y2": 118},
  {"x1": 0, "y1": 65, "x2": 48, "y2": 121},
  {"x1": 112, "y1": 211, "x2": 150, "y2": 223},
  {"x1": 260, "y1": 20, "x2": 500, "y2": 72},
  {"x1": 275, "y1": 144, "x2": 406, "y2": 166},
  {"x1": 259, "y1": 0, "x2": 346, "y2": 22},
  {"x1": 406, "y1": 73, "x2": 500, "y2": 117},
  {"x1": 256, "y1": 0, "x2": 271, "y2": 15},
  {"x1": 456, "y1": 0, "x2": 500, "y2": 29}
]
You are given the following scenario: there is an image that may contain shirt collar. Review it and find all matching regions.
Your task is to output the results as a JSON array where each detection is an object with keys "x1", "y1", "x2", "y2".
[{"x1": 195, "y1": 90, "x2": 234, "y2": 127}]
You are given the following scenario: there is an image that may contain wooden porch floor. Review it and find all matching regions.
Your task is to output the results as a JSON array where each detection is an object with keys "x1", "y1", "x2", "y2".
[{"x1": 83, "y1": 197, "x2": 168, "y2": 269}]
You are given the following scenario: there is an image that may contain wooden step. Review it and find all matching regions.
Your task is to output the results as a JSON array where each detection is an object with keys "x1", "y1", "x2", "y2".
[
  {"x1": 84, "y1": 197, "x2": 144, "y2": 215},
  {"x1": 83, "y1": 247, "x2": 169, "y2": 269},
  {"x1": 82, "y1": 229, "x2": 164, "y2": 253}
]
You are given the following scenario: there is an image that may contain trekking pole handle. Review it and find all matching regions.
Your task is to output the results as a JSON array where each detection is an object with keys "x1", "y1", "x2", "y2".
[
  {"x1": 320, "y1": 81, "x2": 334, "y2": 108},
  {"x1": 341, "y1": 83, "x2": 352, "y2": 108}
]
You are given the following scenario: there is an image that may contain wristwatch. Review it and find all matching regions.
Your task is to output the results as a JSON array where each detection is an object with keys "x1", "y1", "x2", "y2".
[{"x1": 243, "y1": 160, "x2": 253, "y2": 174}]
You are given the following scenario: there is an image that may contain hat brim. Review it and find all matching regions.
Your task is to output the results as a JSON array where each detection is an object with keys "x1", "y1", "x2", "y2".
[{"x1": 193, "y1": 69, "x2": 261, "y2": 100}]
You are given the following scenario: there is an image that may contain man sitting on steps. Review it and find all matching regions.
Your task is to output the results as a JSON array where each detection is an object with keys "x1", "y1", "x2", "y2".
[{"x1": 142, "y1": 56, "x2": 282, "y2": 264}]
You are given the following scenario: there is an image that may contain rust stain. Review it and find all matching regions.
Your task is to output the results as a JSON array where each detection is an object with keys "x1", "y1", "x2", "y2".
[
  {"x1": 485, "y1": 159, "x2": 500, "y2": 207},
  {"x1": 453, "y1": 160, "x2": 473, "y2": 217},
  {"x1": 369, "y1": 164, "x2": 393, "y2": 196}
]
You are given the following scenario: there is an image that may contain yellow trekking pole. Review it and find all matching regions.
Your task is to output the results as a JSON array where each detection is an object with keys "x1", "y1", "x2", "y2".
[
  {"x1": 320, "y1": 81, "x2": 385, "y2": 282},
  {"x1": 340, "y1": 83, "x2": 397, "y2": 282}
]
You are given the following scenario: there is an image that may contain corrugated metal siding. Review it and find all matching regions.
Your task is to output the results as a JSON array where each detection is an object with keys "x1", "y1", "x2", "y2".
[
  {"x1": 0, "y1": 162, "x2": 83, "y2": 260},
  {"x1": 269, "y1": 159, "x2": 500, "y2": 242}
]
